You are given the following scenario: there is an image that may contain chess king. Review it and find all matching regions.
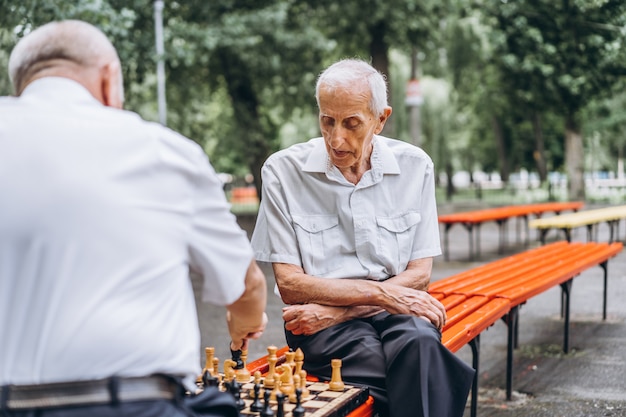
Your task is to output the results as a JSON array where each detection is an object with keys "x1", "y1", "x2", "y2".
[{"x1": 251, "y1": 59, "x2": 475, "y2": 417}]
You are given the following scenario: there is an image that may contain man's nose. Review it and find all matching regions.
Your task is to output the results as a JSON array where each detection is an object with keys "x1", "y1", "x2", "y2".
[{"x1": 328, "y1": 126, "x2": 346, "y2": 148}]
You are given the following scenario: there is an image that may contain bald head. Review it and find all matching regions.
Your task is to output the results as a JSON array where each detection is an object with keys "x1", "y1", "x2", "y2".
[{"x1": 8, "y1": 20, "x2": 124, "y2": 108}]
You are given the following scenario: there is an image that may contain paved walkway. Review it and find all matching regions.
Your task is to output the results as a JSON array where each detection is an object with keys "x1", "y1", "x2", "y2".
[{"x1": 194, "y1": 205, "x2": 626, "y2": 416}]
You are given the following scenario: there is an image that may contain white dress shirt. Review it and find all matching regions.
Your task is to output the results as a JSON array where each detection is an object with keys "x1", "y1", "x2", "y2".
[
  {"x1": 251, "y1": 136, "x2": 441, "y2": 284},
  {"x1": 0, "y1": 78, "x2": 252, "y2": 387}
]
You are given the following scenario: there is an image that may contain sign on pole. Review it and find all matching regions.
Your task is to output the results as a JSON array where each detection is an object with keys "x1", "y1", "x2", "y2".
[{"x1": 405, "y1": 78, "x2": 423, "y2": 107}]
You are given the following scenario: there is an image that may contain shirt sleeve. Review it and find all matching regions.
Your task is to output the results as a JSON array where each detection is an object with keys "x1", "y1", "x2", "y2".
[
  {"x1": 410, "y1": 160, "x2": 442, "y2": 260},
  {"x1": 250, "y1": 160, "x2": 303, "y2": 267},
  {"x1": 188, "y1": 151, "x2": 252, "y2": 305}
]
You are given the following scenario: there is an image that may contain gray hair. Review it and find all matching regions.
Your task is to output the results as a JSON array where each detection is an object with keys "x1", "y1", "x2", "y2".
[
  {"x1": 8, "y1": 20, "x2": 120, "y2": 95},
  {"x1": 315, "y1": 59, "x2": 389, "y2": 116}
]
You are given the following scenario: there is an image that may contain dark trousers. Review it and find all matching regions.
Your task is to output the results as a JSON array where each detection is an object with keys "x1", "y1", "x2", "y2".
[{"x1": 285, "y1": 312, "x2": 475, "y2": 417}]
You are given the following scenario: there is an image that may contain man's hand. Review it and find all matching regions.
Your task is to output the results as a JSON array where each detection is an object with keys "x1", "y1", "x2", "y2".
[
  {"x1": 379, "y1": 283, "x2": 446, "y2": 330},
  {"x1": 283, "y1": 304, "x2": 349, "y2": 336},
  {"x1": 227, "y1": 311, "x2": 268, "y2": 351}
]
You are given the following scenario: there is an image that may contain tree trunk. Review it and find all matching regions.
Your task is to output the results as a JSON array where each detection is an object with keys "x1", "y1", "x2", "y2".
[
  {"x1": 445, "y1": 161, "x2": 455, "y2": 201},
  {"x1": 491, "y1": 115, "x2": 510, "y2": 183},
  {"x1": 565, "y1": 115, "x2": 586, "y2": 201},
  {"x1": 218, "y1": 47, "x2": 273, "y2": 198},
  {"x1": 369, "y1": 21, "x2": 393, "y2": 136},
  {"x1": 532, "y1": 112, "x2": 548, "y2": 183}
]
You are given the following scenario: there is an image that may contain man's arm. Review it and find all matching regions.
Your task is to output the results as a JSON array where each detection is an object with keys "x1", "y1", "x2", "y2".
[
  {"x1": 226, "y1": 259, "x2": 268, "y2": 350},
  {"x1": 274, "y1": 258, "x2": 445, "y2": 336}
]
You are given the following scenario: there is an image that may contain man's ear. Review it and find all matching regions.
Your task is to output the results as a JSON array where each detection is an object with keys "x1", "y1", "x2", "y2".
[
  {"x1": 101, "y1": 60, "x2": 124, "y2": 109},
  {"x1": 374, "y1": 107, "x2": 393, "y2": 134}
]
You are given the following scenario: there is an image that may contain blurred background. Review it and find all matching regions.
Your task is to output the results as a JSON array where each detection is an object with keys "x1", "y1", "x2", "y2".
[{"x1": 2, "y1": 0, "x2": 626, "y2": 365}]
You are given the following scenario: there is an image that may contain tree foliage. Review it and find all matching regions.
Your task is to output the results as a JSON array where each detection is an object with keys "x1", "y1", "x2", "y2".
[{"x1": 2, "y1": 0, "x2": 626, "y2": 201}]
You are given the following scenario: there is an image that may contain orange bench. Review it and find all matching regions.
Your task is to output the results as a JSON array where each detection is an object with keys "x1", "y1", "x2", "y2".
[
  {"x1": 438, "y1": 201, "x2": 584, "y2": 260},
  {"x1": 429, "y1": 240, "x2": 623, "y2": 400},
  {"x1": 245, "y1": 295, "x2": 511, "y2": 417}
]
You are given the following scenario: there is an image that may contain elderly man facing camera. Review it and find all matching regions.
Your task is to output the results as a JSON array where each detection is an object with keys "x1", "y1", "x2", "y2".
[{"x1": 251, "y1": 59, "x2": 474, "y2": 417}]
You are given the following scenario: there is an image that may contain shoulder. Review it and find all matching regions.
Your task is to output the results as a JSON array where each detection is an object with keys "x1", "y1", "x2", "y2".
[
  {"x1": 377, "y1": 136, "x2": 434, "y2": 166},
  {"x1": 110, "y1": 108, "x2": 207, "y2": 159},
  {"x1": 264, "y1": 137, "x2": 322, "y2": 168}
]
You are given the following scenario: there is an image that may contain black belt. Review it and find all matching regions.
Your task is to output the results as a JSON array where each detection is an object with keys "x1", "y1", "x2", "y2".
[{"x1": 0, "y1": 375, "x2": 182, "y2": 410}]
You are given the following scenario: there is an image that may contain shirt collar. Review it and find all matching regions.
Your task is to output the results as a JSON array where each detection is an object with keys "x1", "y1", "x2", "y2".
[{"x1": 303, "y1": 136, "x2": 401, "y2": 177}]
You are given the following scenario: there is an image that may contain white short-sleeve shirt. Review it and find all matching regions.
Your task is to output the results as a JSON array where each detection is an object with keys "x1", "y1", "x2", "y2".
[
  {"x1": 251, "y1": 136, "x2": 441, "y2": 282},
  {"x1": 0, "y1": 78, "x2": 252, "y2": 386}
]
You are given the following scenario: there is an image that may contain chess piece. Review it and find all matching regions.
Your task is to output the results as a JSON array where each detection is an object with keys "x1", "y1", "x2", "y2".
[
  {"x1": 260, "y1": 389, "x2": 275, "y2": 417},
  {"x1": 228, "y1": 378, "x2": 246, "y2": 411},
  {"x1": 285, "y1": 349, "x2": 296, "y2": 371},
  {"x1": 292, "y1": 388, "x2": 306, "y2": 417},
  {"x1": 212, "y1": 357, "x2": 220, "y2": 379},
  {"x1": 197, "y1": 346, "x2": 215, "y2": 383},
  {"x1": 289, "y1": 374, "x2": 301, "y2": 403},
  {"x1": 329, "y1": 359, "x2": 345, "y2": 391},
  {"x1": 279, "y1": 364, "x2": 294, "y2": 397},
  {"x1": 224, "y1": 359, "x2": 236, "y2": 382},
  {"x1": 204, "y1": 347, "x2": 215, "y2": 375},
  {"x1": 201, "y1": 368, "x2": 218, "y2": 388},
  {"x1": 250, "y1": 376, "x2": 263, "y2": 412},
  {"x1": 275, "y1": 392, "x2": 286, "y2": 417},
  {"x1": 294, "y1": 347, "x2": 304, "y2": 375},
  {"x1": 249, "y1": 370, "x2": 263, "y2": 397},
  {"x1": 235, "y1": 349, "x2": 251, "y2": 383},
  {"x1": 264, "y1": 346, "x2": 278, "y2": 388},
  {"x1": 298, "y1": 370, "x2": 310, "y2": 398}
]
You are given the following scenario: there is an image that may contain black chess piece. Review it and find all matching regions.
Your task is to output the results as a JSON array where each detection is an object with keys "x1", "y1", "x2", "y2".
[
  {"x1": 228, "y1": 378, "x2": 246, "y2": 411},
  {"x1": 275, "y1": 392, "x2": 285, "y2": 417},
  {"x1": 292, "y1": 388, "x2": 305, "y2": 417},
  {"x1": 201, "y1": 369, "x2": 218, "y2": 388},
  {"x1": 260, "y1": 389, "x2": 274, "y2": 417},
  {"x1": 250, "y1": 381, "x2": 263, "y2": 412},
  {"x1": 230, "y1": 347, "x2": 244, "y2": 370}
]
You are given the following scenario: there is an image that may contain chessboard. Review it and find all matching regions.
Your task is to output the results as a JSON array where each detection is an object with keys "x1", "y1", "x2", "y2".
[
  {"x1": 237, "y1": 379, "x2": 369, "y2": 417},
  {"x1": 194, "y1": 346, "x2": 370, "y2": 417}
]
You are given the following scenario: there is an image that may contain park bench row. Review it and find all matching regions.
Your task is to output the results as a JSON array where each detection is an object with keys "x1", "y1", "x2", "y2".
[
  {"x1": 530, "y1": 204, "x2": 626, "y2": 244},
  {"x1": 244, "y1": 240, "x2": 622, "y2": 417},
  {"x1": 438, "y1": 201, "x2": 584, "y2": 260}
]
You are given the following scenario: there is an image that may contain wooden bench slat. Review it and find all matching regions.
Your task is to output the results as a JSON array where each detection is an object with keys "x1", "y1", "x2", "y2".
[
  {"x1": 495, "y1": 243, "x2": 622, "y2": 305},
  {"x1": 460, "y1": 243, "x2": 593, "y2": 296},
  {"x1": 429, "y1": 241, "x2": 569, "y2": 295},
  {"x1": 438, "y1": 293, "x2": 468, "y2": 310},
  {"x1": 442, "y1": 298, "x2": 511, "y2": 353},
  {"x1": 443, "y1": 295, "x2": 489, "y2": 330},
  {"x1": 529, "y1": 205, "x2": 626, "y2": 229}
]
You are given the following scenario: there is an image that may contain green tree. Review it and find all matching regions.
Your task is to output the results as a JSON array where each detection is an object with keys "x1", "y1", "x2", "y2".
[{"x1": 478, "y1": 0, "x2": 626, "y2": 200}]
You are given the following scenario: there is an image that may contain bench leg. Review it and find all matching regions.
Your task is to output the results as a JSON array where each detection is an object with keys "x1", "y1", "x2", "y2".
[
  {"x1": 497, "y1": 220, "x2": 507, "y2": 254},
  {"x1": 560, "y1": 279, "x2": 573, "y2": 353},
  {"x1": 469, "y1": 336, "x2": 480, "y2": 417},
  {"x1": 475, "y1": 223, "x2": 482, "y2": 260},
  {"x1": 503, "y1": 306, "x2": 519, "y2": 401},
  {"x1": 601, "y1": 260, "x2": 609, "y2": 320},
  {"x1": 444, "y1": 224, "x2": 452, "y2": 261}
]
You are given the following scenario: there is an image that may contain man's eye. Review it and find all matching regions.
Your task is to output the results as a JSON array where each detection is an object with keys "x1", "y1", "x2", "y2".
[
  {"x1": 321, "y1": 117, "x2": 334, "y2": 126},
  {"x1": 344, "y1": 119, "x2": 361, "y2": 129}
]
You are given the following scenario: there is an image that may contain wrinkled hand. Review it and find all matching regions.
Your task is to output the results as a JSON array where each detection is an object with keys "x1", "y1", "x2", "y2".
[
  {"x1": 381, "y1": 284, "x2": 446, "y2": 330},
  {"x1": 227, "y1": 311, "x2": 268, "y2": 351},
  {"x1": 283, "y1": 304, "x2": 348, "y2": 336}
]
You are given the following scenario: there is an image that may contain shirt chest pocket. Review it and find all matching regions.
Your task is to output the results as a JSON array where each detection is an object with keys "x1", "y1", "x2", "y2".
[
  {"x1": 376, "y1": 212, "x2": 421, "y2": 272},
  {"x1": 292, "y1": 214, "x2": 341, "y2": 276}
]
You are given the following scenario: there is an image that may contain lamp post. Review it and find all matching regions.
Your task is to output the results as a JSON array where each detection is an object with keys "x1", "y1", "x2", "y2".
[{"x1": 154, "y1": 0, "x2": 167, "y2": 126}]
